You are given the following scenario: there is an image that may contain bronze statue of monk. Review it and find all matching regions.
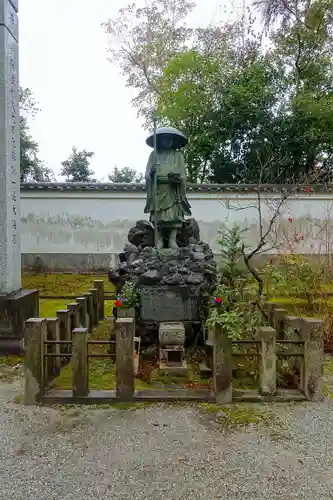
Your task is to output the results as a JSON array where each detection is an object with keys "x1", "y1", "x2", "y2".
[{"x1": 144, "y1": 127, "x2": 192, "y2": 249}]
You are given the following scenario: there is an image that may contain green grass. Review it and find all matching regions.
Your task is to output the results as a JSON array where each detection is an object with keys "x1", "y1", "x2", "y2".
[
  {"x1": 22, "y1": 273, "x2": 116, "y2": 318},
  {"x1": 268, "y1": 297, "x2": 333, "y2": 320},
  {"x1": 39, "y1": 298, "x2": 115, "y2": 319},
  {"x1": 22, "y1": 273, "x2": 114, "y2": 296},
  {"x1": 39, "y1": 299, "x2": 67, "y2": 318}
]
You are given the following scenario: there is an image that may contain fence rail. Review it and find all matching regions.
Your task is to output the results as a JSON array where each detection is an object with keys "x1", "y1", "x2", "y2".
[{"x1": 40, "y1": 292, "x2": 115, "y2": 301}]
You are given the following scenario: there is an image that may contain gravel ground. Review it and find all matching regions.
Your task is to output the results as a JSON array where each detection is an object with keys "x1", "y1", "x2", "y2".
[{"x1": 1, "y1": 375, "x2": 333, "y2": 499}]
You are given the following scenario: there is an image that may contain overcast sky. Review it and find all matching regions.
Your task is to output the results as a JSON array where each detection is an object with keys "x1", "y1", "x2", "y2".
[{"x1": 19, "y1": 0, "x2": 248, "y2": 181}]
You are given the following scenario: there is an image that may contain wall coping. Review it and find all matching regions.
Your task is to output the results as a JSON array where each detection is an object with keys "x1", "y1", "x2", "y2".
[{"x1": 20, "y1": 182, "x2": 333, "y2": 194}]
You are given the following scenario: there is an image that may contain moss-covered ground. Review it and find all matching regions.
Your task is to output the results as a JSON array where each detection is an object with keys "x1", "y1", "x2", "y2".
[
  {"x1": 22, "y1": 273, "x2": 112, "y2": 297},
  {"x1": 197, "y1": 402, "x2": 282, "y2": 430},
  {"x1": 22, "y1": 273, "x2": 115, "y2": 318}
]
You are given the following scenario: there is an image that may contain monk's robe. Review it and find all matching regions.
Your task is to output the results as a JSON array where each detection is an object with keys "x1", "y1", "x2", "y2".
[{"x1": 144, "y1": 150, "x2": 192, "y2": 228}]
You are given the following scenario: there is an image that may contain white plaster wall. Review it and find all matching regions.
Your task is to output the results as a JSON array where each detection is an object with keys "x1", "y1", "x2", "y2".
[{"x1": 20, "y1": 190, "x2": 333, "y2": 255}]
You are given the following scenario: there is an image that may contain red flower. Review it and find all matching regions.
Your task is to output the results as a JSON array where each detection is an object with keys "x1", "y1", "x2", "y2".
[
  {"x1": 269, "y1": 257, "x2": 274, "y2": 264},
  {"x1": 115, "y1": 299, "x2": 121, "y2": 307},
  {"x1": 301, "y1": 235, "x2": 304, "y2": 240},
  {"x1": 215, "y1": 297, "x2": 223, "y2": 304},
  {"x1": 288, "y1": 217, "x2": 293, "y2": 223},
  {"x1": 305, "y1": 186, "x2": 311, "y2": 193}
]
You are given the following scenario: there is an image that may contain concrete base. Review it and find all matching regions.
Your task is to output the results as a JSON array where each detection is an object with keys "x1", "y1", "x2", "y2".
[
  {"x1": 159, "y1": 361, "x2": 188, "y2": 375},
  {"x1": 40, "y1": 388, "x2": 306, "y2": 405},
  {"x1": 0, "y1": 289, "x2": 39, "y2": 354}
]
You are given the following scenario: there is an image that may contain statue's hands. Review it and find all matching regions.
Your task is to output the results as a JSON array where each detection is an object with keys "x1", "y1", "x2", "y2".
[
  {"x1": 150, "y1": 164, "x2": 157, "y2": 176},
  {"x1": 168, "y1": 173, "x2": 181, "y2": 184}
]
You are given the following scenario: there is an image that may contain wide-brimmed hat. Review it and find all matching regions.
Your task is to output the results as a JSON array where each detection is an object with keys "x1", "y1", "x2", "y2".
[{"x1": 146, "y1": 127, "x2": 188, "y2": 149}]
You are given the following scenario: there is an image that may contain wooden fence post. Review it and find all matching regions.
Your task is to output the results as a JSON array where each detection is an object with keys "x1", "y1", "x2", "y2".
[
  {"x1": 284, "y1": 316, "x2": 304, "y2": 386},
  {"x1": 264, "y1": 301, "x2": 278, "y2": 324},
  {"x1": 84, "y1": 292, "x2": 93, "y2": 333},
  {"x1": 94, "y1": 280, "x2": 105, "y2": 320},
  {"x1": 89, "y1": 288, "x2": 99, "y2": 326},
  {"x1": 301, "y1": 318, "x2": 324, "y2": 401},
  {"x1": 56, "y1": 310, "x2": 71, "y2": 342},
  {"x1": 258, "y1": 326, "x2": 276, "y2": 395},
  {"x1": 72, "y1": 327, "x2": 89, "y2": 398},
  {"x1": 116, "y1": 318, "x2": 134, "y2": 401},
  {"x1": 56, "y1": 310, "x2": 71, "y2": 361},
  {"x1": 24, "y1": 318, "x2": 46, "y2": 405},
  {"x1": 213, "y1": 324, "x2": 232, "y2": 403},
  {"x1": 271, "y1": 308, "x2": 288, "y2": 338},
  {"x1": 67, "y1": 303, "x2": 80, "y2": 329},
  {"x1": 46, "y1": 317, "x2": 60, "y2": 378},
  {"x1": 76, "y1": 296, "x2": 88, "y2": 329}
]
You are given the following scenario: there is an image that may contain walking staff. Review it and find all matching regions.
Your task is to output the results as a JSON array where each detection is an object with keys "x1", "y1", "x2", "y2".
[{"x1": 152, "y1": 109, "x2": 159, "y2": 247}]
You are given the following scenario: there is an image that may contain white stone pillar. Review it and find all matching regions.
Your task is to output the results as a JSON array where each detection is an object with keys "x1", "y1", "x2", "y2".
[{"x1": 0, "y1": 0, "x2": 20, "y2": 295}]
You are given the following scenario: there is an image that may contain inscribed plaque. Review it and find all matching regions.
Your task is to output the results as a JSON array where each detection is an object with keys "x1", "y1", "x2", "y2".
[
  {"x1": 139, "y1": 286, "x2": 200, "y2": 322},
  {"x1": 159, "y1": 322, "x2": 185, "y2": 345}
]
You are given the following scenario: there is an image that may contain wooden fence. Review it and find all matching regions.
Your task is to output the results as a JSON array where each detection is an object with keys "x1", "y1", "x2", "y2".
[
  {"x1": 25, "y1": 279, "x2": 104, "y2": 403},
  {"x1": 24, "y1": 290, "x2": 324, "y2": 404}
]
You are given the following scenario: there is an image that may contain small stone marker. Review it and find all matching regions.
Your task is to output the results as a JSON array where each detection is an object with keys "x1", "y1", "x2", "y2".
[
  {"x1": 159, "y1": 322, "x2": 185, "y2": 346},
  {"x1": 158, "y1": 322, "x2": 187, "y2": 374}
]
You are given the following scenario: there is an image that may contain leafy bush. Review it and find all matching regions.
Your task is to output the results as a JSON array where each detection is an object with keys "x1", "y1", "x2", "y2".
[
  {"x1": 282, "y1": 254, "x2": 324, "y2": 306},
  {"x1": 217, "y1": 225, "x2": 248, "y2": 289},
  {"x1": 264, "y1": 254, "x2": 325, "y2": 307},
  {"x1": 117, "y1": 280, "x2": 140, "y2": 308}
]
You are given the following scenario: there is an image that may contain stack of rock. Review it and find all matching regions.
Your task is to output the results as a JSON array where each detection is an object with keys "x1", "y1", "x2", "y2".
[{"x1": 108, "y1": 218, "x2": 217, "y2": 294}]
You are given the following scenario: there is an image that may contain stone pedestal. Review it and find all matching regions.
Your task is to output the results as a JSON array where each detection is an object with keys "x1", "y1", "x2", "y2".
[
  {"x1": 0, "y1": 289, "x2": 39, "y2": 354},
  {"x1": 158, "y1": 322, "x2": 187, "y2": 374},
  {"x1": 108, "y1": 219, "x2": 218, "y2": 346}
]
